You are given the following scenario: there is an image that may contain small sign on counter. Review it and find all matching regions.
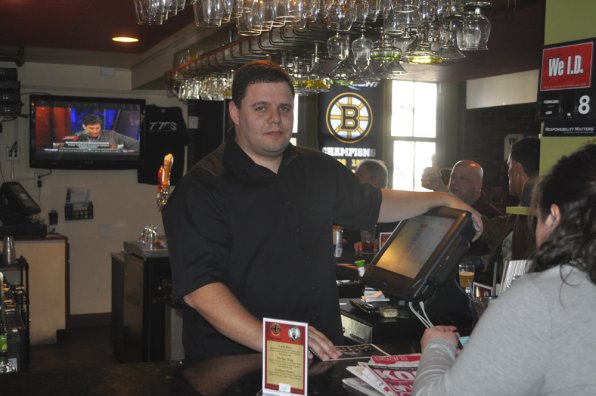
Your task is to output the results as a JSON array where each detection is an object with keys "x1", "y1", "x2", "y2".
[{"x1": 261, "y1": 318, "x2": 308, "y2": 396}]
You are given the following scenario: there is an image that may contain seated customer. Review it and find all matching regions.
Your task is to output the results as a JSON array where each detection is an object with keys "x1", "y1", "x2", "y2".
[
  {"x1": 480, "y1": 137, "x2": 541, "y2": 281},
  {"x1": 413, "y1": 144, "x2": 596, "y2": 396},
  {"x1": 422, "y1": 160, "x2": 502, "y2": 218},
  {"x1": 343, "y1": 160, "x2": 399, "y2": 254},
  {"x1": 423, "y1": 159, "x2": 501, "y2": 275}
]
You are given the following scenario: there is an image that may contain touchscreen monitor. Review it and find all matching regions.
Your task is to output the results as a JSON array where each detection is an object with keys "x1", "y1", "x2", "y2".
[{"x1": 363, "y1": 207, "x2": 475, "y2": 302}]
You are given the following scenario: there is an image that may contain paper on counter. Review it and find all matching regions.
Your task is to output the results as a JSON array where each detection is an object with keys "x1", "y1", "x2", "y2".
[{"x1": 362, "y1": 288, "x2": 390, "y2": 303}]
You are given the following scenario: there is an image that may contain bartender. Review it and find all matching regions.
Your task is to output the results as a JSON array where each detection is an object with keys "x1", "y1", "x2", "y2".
[{"x1": 162, "y1": 60, "x2": 482, "y2": 361}]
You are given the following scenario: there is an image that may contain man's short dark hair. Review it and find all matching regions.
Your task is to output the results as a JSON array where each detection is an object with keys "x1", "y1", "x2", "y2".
[
  {"x1": 82, "y1": 114, "x2": 102, "y2": 126},
  {"x1": 232, "y1": 60, "x2": 295, "y2": 107},
  {"x1": 511, "y1": 137, "x2": 540, "y2": 177},
  {"x1": 359, "y1": 159, "x2": 389, "y2": 188}
]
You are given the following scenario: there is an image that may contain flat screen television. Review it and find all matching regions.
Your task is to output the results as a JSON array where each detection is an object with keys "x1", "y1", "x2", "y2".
[
  {"x1": 363, "y1": 207, "x2": 475, "y2": 302},
  {"x1": 29, "y1": 94, "x2": 146, "y2": 169}
]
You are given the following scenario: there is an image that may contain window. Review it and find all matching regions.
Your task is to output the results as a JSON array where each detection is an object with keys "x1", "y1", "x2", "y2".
[{"x1": 390, "y1": 81, "x2": 437, "y2": 191}]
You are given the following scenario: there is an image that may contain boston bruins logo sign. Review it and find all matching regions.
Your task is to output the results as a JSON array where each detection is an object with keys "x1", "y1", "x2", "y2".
[{"x1": 326, "y1": 92, "x2": 373, "y2": 143}]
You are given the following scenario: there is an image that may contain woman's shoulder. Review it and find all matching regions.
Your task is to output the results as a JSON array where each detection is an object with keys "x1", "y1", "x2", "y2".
[{"x1": 518, "y1": 265, "x2": 595, "y2": 308}]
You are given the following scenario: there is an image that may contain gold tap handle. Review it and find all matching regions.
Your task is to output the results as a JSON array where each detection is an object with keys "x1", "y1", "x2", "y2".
[{"x1": 162, "y1": 153, "x2": 174, "y2": 191}]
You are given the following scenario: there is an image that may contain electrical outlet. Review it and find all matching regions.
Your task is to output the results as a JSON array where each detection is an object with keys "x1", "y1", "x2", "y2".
[{"x1": 6, "y1": 146, "x2": 19, "y2": 161}]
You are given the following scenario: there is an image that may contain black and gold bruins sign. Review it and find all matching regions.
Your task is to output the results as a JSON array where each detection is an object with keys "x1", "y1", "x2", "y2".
[
  {"x1": 326, "y1": 92, "x2": 373, "y2": 143},
  {"x1": 318, "y1": 86, "x2": 383, "y2": 171}
]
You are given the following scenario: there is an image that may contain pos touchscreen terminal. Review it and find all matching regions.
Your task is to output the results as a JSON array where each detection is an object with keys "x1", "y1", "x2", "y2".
[{"x1": 363, "y1": 207, "x2": 475, "y2": 303}]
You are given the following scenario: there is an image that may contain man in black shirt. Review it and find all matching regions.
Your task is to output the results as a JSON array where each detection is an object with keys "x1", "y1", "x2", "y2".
[{"x1": 162, "y1": 60, "x2": 481, "y2": 361}]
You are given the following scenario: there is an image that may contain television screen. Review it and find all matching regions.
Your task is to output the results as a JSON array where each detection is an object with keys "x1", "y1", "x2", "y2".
[
  {"x1": 363, "y1": 207, "x2": 475, "y2": 302},
  {"x1": 29, "y1": 94, "x2": 145, "y2": 169}
]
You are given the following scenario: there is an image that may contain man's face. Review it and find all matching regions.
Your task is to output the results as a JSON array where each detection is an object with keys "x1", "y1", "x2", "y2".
[
  {"x1": 356, "y1": 166, "x2": 382, "y2": 188},
  {"x1": 448, "y1": 164, "x2": 481, "y2": 204},
  {"x1": 356, "y1": 166, "x2": 373, "y2": 185},
  {"x1": 229, "y1": 82, "x2": 294, "y2": 166},
  {"x1": 83, "y1": 123, "x2": 102, "y2": 138}
]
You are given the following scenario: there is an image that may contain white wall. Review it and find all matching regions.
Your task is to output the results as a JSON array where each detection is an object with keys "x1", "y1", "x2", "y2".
[
  {"x1": 466, "y1": 70, "x2": 539, "y2": 109},
  {"x1": 0, "y1": 61, "x2": 185, "y2": 315}
]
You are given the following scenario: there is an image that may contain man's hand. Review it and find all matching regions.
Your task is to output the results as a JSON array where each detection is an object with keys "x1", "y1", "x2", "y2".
[
  {"x1": 444, "y1": 194, "x2": 483, "y2": 241},
  {"x1": 420, "y1": 325, "x2": 459, "y2": 350},
  {"x1": 421, "y1": 167, "x2": 448, "y2": 192},
  {"x1": 378, "y1": 190, "x2": 483, "y2": 241},
  {"x1": 307, "y1": 326, "x2": 342, "y2": 361}
]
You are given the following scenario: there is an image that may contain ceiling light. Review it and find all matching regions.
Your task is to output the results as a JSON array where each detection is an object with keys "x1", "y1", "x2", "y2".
[{"x1": 112, "y1": 36, "x2": 139, "y2": 43}]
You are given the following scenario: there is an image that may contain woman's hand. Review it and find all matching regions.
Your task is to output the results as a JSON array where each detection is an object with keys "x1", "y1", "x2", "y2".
[{"x1": 420, "y1": 325, "x2": 459, "y2": 350}]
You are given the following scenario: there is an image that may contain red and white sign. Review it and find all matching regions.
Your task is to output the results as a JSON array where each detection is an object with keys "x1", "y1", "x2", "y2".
[{"x1": 540, "y1": 41, "x2": 593, "y2": 91}]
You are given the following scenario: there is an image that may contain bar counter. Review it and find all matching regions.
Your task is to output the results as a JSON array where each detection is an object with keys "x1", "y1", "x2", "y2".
[{"x1": 0, "y1": 343, "x2": 417, "y2": 395}]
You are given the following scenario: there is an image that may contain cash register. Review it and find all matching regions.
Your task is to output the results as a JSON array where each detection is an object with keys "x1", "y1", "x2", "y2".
[
  {"x1": 340, "y1": 207, "x2": 475, "y2": 344},
  {"x1": 0, "y1": 182, "x2": 46, "y2": 237}
]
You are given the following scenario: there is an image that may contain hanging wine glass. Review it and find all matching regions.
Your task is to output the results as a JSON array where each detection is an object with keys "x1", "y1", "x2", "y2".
[
  {"x1": 236, "y1": 8, "x2": 261, "y2": 36},
  {"x1": 352, "y1": 31, "x2": 374, "y2": 71},
  {"x1": 365, "y1": 0, "x2": 381, "y2": 23},
  {"x1": 304, "y1": 43, "x2": 332, "y2": 94},
  {"x1": 473, "y1": 4, "x2": 491, "y2": 50},
  {"x1": 290, "y1": 56, "x2": 307, "y2": 95},
  {"x1": 351, "y1": 31, "x2": 380, "y2": 84},
  {"x1": 327, "y1": 32, "x2": 350, "y2": 62},
  {"x1": 325, "y1": 0, "x2": 357, "y2": 32},
  {"x1": 324, "y1": 0, "x2": 357, "y2": 86},
  {"x1": 352, "y1": 0, "x2": 370, "y2": 31},
  {"x1": 303, "y1": 0, "x2": 321, "y2": 23},
  {"x1": 328, "y1": 39, "x2": 357, "y2": 87},
  {"x1": 329, "y1": 58, "x2": 357, "y2": 86},
  {"x1": 275, "y1": 0, "x2": 303, "y2": 24},
  {"x1": 458, "y1": 3, "x2": 491, "y2": 50},
  {"x1": 370, "y1": 30, "x2": 406, "y2": 79},
  {"x1": 384, "y1": 0, "x2": 440, "y2": 65},
  {"x1": 392, "y1": 27, "x2": 417, "y2": 54},
  {"x1": 250, "y1": 0, "x2": 276, "y2": 33},
  {"x1": 437, "y1": 15, "x2": 465, "y2": 60},
  {"x1": 405, "y1": 23, "x2": 443, "y2": 65}
]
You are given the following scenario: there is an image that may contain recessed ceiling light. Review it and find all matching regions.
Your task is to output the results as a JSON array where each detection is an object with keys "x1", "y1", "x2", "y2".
[{"x1": 112, "y1": 36, "x2": 139, "y2": 43}]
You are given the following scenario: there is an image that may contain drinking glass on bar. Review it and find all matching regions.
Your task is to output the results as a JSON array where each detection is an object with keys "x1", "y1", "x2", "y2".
[
  {"x1": 458, "y1": 262, "x2": 475, "y2": 294},
  {"x1": 360, "y1": 225, "x2": 377, "y2": 255}
]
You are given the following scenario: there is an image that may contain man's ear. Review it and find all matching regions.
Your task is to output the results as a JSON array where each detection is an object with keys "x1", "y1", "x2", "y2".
[
  {"x1": 229, "y1": 100, "x2": 240, "y2": 126},
  {"x1": 547, "y1": 204, "x2": 561, "y2": 229},
  {"x1": 511, "y1": 160, "x2": 523, "y2": 174}
]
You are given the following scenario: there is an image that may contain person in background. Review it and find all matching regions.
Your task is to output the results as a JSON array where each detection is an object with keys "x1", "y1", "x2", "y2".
[
  {"x1": 480, "y1": 137, "x2": 541, "y2": 274},
  {"x1": 505, "y1": 137, "x2": 540, "y2": 207},
  {"x1": 422, "y1": 160, "x2": 502, "y2": 218},
  {"x1": 162, "y1": 60, "x2": 482, "y2": 362},
  {"x1": 422, "y1": 160, "x2": 502, "y2": 282},
  {"x1": 76, "y1": 114, "x2": 139, "y2": 151},
  {"x1": 342, "y1": 160, "x2": 399, "y2": 255},
  {"x1": 412, "y1": 144, "x2": 596, "y2": 396},
  {"x1": 355, "y1": 159, "x2": 389, "y2": 189}
]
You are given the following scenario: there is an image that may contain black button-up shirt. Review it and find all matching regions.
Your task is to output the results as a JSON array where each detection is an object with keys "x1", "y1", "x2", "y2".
[{"x1": 163, "y1": 138, "x2": 382, "y2": 359}]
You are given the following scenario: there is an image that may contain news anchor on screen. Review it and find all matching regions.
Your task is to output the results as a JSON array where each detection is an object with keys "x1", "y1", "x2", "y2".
[{"x1": 76, "y1": 114, "x2": 139, "y2": 151}]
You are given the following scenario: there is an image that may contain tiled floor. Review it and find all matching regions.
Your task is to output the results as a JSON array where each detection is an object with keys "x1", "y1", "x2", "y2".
[{"x1": 27, "y1": 326, "x2": 119, "y2": 371}]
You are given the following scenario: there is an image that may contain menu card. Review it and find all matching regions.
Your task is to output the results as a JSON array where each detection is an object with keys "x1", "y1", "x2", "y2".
[{"x1": 262, "y1": 318, "x2": 308, "y2": 396}]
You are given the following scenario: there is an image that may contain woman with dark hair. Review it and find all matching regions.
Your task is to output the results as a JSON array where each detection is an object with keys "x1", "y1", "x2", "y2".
[{"x1": 412, "y1": 144, "x2": 596, "y2": 396}]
